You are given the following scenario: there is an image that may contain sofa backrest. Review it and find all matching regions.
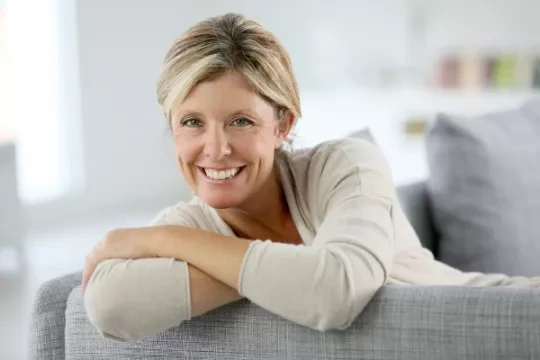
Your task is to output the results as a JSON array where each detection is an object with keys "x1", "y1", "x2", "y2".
[{"x1": 396, "y1": 181, "x2": 438, "y2": 256}]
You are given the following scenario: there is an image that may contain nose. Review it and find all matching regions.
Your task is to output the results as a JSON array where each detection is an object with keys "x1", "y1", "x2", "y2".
[{"x1": 203, "y1": 126, "x2": 231, "y2": 160}]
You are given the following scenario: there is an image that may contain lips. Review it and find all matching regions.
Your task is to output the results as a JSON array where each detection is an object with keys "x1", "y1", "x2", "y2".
[
  {"x1": 204, "y1": 167, "x2": 240, "y2": 180},
  {"x1": 198, "y1": 166, "x2": 246, "y2": 181}
]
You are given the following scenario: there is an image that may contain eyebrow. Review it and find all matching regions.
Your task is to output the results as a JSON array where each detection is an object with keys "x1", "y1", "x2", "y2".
[
  {"x1": 175, "y1": 108, "x2": 263, "y2": 120},
  {"x1": 228, "y1": 108, "x2": 262, "y2": 119}
]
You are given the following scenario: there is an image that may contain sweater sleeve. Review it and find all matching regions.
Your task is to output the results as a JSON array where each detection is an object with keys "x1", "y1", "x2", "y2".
[
  {"x1": 84, "y1": 204, "x2": 195, "y2": 341},
  {"x1": 237, "y1": 139, "x2": 395, "y2": 331}
]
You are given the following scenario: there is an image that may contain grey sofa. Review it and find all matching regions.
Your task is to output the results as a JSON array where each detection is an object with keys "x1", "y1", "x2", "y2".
[{"x1": 29, "y1": 181, "x2": 540, "y2": 360}]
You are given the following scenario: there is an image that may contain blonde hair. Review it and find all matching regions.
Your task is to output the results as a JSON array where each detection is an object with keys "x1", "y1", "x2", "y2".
[{"x1": 156, "y1": 13, "x2": 301, "y2": 148}]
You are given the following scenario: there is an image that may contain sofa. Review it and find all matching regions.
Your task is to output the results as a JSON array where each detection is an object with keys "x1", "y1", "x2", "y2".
[
  {"x1": 29, "y1": 179, "x2": 540, "y2": 360},
  {"x1": 30, "y1": 98, "x2": 540, "y2": 359}
]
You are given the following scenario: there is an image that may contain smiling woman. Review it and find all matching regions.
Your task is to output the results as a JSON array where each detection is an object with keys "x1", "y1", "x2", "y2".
[{"x1": 82, "y1": 12, "x2": 540, "y2": 342}]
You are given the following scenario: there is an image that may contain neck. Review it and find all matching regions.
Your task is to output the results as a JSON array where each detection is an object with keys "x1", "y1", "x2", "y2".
[{"x1": 217, "y1": 164, "x2": 289, "y2": 236}]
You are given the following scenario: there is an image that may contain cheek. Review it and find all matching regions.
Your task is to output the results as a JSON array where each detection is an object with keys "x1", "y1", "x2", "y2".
[
  {"x1": 173, "y1": 132, "x2": 198, "y2": 165},
  {"x1": 232, "y1": 128, "x2": 277, "y2": 155}
]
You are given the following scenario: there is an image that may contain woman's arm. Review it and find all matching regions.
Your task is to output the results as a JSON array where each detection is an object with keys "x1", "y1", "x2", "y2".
[
  {"x1": 84, "y1": 257, "x2": 244, "y2": 341},
  {"x1": 189, "y1": 263, "x2": 244, "y2": 317},
  {"x1": 153, "y1": 139, "x2": 396, "y2": 331},
  {"x1": 86, "y1": 139, "x2": 395, "y2": 336},
  {"x1": 84, "y1": 204, "x2": 245, "y2": 341}
]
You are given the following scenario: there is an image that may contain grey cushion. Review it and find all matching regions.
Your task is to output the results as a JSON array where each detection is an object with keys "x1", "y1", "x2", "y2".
[
  {"x1": 348, "y1": 128, "x2": 375, "y2": 143},
  {"x1": 427, "y1": 99, "x2": 540, "y2": 276},
  {"x1": 396, "y1": 182, "x2": 438, "y2": 254},
  {"x1": 64, "y1": 285, "x2": 540, "y2": 360}
]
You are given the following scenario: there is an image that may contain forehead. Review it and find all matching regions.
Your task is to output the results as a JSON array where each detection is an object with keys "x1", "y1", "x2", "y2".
[{"x1": 173, "y1": 72, "x2": 273, "y2": 120}]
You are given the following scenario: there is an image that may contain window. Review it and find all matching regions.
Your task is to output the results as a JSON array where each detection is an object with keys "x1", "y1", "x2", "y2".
[
  {"x1": 0, "y1": 8, "x2": 14, "y2": 142},
  {"x1": 2, "y1": 0, "x2": 84, "y2": 204}
]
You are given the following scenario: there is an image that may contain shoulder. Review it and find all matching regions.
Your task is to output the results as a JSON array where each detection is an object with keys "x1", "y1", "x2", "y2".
[
  {"x1": 287, "y1": 138, "x2": 392, "y2": 181},
  {"x1": 149, "y1": 201, "x2": 203, "y2": 227},
  {"x1": 149, "y1": 197, "x2": 236, "y2": 236},
  {"x1": 150, "y1": 200, "x2": 211, "y2": 229},
  {"x1": 284, "y1": 138, "x2": 395, "y2": 216}
]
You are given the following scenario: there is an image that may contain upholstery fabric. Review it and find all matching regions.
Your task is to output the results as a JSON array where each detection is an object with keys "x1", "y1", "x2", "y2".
[
  {"x1": 64, "y1": 285, "x2": 540, "y2": 360},
  {"x1": 29, "y1": 272, "x2": 82, "y2": 360},
  {"x1": 427, "y1": 100, "x2": 540, "y2": 275}
]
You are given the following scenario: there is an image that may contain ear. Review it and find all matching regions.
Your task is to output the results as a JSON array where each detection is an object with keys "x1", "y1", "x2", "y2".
[{"x1": 274, "y1": 110, "x2": 295, "y2": 148}]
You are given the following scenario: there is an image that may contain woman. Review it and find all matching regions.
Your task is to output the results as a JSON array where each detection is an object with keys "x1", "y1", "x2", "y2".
[{"x1": 82, "y1": 13, "x2": 540, "y2": 341}]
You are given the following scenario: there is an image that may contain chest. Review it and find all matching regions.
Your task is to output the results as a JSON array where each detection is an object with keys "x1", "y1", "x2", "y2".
[
  {"x1": 224, "y1": 214, "x2": 304, "y2": 245},
  {"x1": 279, "y1": 219, "x2": 304, "y2": 245}
]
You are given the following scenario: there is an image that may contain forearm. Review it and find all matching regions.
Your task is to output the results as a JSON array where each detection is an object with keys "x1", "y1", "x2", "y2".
[
  {"x1": 188, "y1": 264, "x2": 244, "y2": 317},
  {"x1": 158, "y1": 225, "x2": 252, "y2": 290},
  {"x1": 84, "y1": 258, "x2": 189, "y2": 340},
  {"x1": 84, "y1": 257, "x2": 243, "y2": 341},
  {"x1": 463, "y1": 272, "x2": 540, "y2": 287},
  {"x1": 238, "y1": 240, "x2": 388, "y2": 331},
  {"x1": 156, "y1": 226, "x2": 389, "y2": 331}
]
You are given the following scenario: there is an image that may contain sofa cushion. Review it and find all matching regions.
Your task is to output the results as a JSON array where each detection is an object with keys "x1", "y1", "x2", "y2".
[
  {"x1": 348, "y1": 128, "x2": 375, "y2": 142},
  {"x1": 426, "y1": 99, "x2": 540, "y2": 276}
]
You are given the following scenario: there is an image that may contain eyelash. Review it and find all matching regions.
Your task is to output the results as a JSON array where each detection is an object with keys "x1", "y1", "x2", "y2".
[
  {"x1": 181, "y1": 118, "x2": 201, "y2": 127},
  {"x1": 180, "y1": 117, "x2": 254, "y2": 128},
  {"x1": 231, "y1": 117, "x2": 254, "y2": 127}
]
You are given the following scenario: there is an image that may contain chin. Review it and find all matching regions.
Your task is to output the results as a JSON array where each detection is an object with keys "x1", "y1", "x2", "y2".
[{"x1": 199, "y1": 192, "x2": 245, "y2": 209}]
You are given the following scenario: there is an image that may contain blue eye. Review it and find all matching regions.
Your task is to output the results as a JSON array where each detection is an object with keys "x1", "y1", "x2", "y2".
[
  {"x1": 232, "y1": 117, "x2": 253, "y2": 127},
  {"x1": 182, "y1": 118, "x2": 201, "y2": 127}
]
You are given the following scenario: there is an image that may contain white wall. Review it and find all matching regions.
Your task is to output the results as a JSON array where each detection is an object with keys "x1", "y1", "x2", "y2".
[{"x1": 425, "y1": 0, "x2": 540, "y2": 53}]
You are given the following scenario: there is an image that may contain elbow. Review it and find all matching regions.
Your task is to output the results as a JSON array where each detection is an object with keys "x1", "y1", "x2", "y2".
[
  {"x1": 84, "y1": 273, "x2": 133, "y2": 341},
  {"x1": 83, "y1": 259, "x2": 190, "y2": 341},
  {"x1": 315, "y1": 281, "x2": 384, "y2": 332},
  {"x1": 311, "y1": 259, "x2": 387, "y2": 332},
  {"x1": 84, "y1": 274, "x2": 188, "y2": 342}
]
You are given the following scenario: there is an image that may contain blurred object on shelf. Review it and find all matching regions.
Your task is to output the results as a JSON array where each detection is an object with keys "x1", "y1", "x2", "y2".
[
  {"x1": 431, "y1": 51, "x2": 540, "y2": 91},
  {"x1": 459, "y1": 54, "x2": 485, "y2": 90},
  {"x1": 403, "y1": 115, "x2": 428, "y2": 136},
  {"x1": 534, "y1": 58, "x2": 540, "y2": 88},
  {"x1": 483, "y1": 57, "x2": 496, "y2": 88},
  {"x1": 514, "y1": 54, "x2": 535, "y2": 90},
  {"x1": 433, "y1": 56, "x2": 459, "y2": 89},
  {"x1": 492, "y1": 56, "x2": 516, "y2": 89}
]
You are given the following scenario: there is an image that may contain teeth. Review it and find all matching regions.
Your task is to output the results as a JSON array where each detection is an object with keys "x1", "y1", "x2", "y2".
[{"x1": 204, "y1": 167, "x2": 240, "y2": 180}]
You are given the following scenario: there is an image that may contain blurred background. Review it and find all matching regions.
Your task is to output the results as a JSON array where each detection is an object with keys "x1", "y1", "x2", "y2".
[{"x1": 1, "y1": 0, "x2": 540, "y2": 358}]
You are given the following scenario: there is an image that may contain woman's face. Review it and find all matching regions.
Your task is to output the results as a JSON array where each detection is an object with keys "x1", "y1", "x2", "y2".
[{"x1": 170, "y1": 71, "x2": 290, "y2": 209}]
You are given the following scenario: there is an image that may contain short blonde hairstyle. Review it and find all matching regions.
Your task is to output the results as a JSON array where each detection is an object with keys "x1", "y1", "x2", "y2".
[{"x1": 156, "y1": 13, "x2": 301, "y2": 137}]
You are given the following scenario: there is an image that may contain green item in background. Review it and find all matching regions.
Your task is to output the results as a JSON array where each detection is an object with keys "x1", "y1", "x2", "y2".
[{"x1": 492, "y1": 57, "x2": 516, "y2": 89}]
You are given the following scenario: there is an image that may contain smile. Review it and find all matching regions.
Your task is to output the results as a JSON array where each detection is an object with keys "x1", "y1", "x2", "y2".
[{"x1": 199, "y1": 166, "x2": 246, "y2": 180}]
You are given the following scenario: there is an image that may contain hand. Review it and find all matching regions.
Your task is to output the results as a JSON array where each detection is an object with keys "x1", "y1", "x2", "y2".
[{"x1": 81, "y1": 227, "x2": 165, "y2": 292}]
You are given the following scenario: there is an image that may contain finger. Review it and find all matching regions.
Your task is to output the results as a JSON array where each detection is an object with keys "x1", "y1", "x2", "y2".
[
  {"x1": 81, "y1": 266, "x2": 89, "y2": 292},
  {"x1": 81, "y1": 260, "x2": 96, "y2": 293}
]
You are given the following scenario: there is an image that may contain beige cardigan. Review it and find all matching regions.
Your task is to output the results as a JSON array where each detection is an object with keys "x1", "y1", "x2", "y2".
[{"x1": 84, "y1": 138, "x2": 540, "y2": 340}]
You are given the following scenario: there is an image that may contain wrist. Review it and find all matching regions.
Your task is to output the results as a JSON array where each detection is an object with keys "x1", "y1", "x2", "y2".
[{"x1": 153, "y1": 225, "x2": 178, "y2": 258}]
